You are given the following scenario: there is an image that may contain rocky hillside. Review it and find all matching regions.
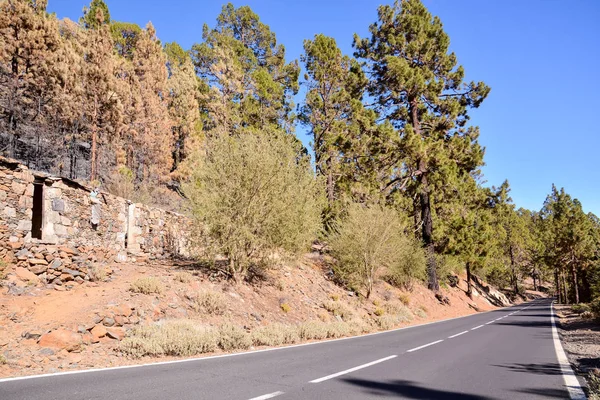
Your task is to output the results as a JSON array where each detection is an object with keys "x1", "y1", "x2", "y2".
[{"x1": 0, "y1": 251, "x2": 518, "y2": 378}]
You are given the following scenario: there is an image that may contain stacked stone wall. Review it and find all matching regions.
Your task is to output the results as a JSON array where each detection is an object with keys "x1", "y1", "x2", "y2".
[{"x1": 0, "y1": 156, "x2": 192, "y2": 287}]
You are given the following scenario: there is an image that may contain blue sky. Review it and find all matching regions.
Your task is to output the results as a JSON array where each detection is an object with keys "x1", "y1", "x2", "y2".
[{"x1": 48, "y1": 0, "x2": 600, "y2": 215}]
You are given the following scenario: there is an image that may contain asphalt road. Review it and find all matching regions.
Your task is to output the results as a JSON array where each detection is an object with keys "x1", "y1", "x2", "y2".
[{"x1": 0, "y1": 298, "x2": 582, "y2": 400}]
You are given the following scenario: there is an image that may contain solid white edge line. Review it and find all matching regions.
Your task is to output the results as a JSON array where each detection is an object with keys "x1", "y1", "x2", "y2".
[
  {"x1": 485, "y1": 321, "x2": 493, "y2": 325},
  {"x1": 550, "y1": 301, "x2": 586, "y2": 400},
  {"x1": 0, "y1": 300, "x2": 539, "y2": 384},
  {"x1": 248, "y1": 391, "x2": 285, "y2": 400},
  {"x1": 471, "y1": 325, "x2": 484, "y2": 331},
  {"x1": 309, "y1": 355, "x2": 397, "y2": 383},
  {"x1": 448, "y1": 331, "x2": 468, "y2": 339},
  {"x1": 406, "y1": 339, "x2": 444, "y2": 353}
]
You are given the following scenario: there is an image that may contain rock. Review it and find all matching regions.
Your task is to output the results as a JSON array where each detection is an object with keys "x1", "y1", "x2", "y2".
[
  {"x1": 59, "y1": 246, "x2": 78, "y2": 256},
  {"x1": 49, "y1": 258, "x2": 62, "y2": 269},
  {"x1": 39, "y1": 348, "x2": 55, "y2": 356},
  {"x1": 113, "y1": 315, "x2": 125, "y2": 327},
  {"x1": 114, "y1": 304, "x2": 133, "y2": 318},
  {"x1": 60, "y1": 273, "x2": 74, "y2": 282},
  {"x1": 15, "y1": 267, "x2": 39, "y2": 283},
  {"x1": 106, "y1": 327, "x2": 126, "y2": 341},
  {"x1": 38, "y1": 329, "x2": 82, "y2": 352},
  {"x1": 53, "y1": 285, "x2": 66, "y2": 291},
  {"x1": 29, "y1": 258, "x2": 48, "y2": 266},
  {"x1": 102, "y1": 317, "x2": 115, "y2": 327},
  {"x1": 63, "y1": 268, "x2": 81, "y2": 277},
  {"x1": 90, "y1": 324, "x2": 107, "y2": 339},
  {"x1": 29, "y1": 265, "x2": 47, "y2": 275},
  {"x1": 22, "y1": 331, "x2": 42, "y2": 340}
]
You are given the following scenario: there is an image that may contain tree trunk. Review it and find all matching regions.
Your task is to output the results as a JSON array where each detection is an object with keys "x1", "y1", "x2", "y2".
[
  {"x1": 409, "y1": 97, "x2": 439, "y2": 292},
  {"x1": 466, "y1": 261, "x2": 473, "y2": 299},
  {"x1": 90, "y1": 94, "x2": 98, "y2": 182},
  {"x1": 554, "y1": 269, "x2": 560, "y2": 303},
  {"x1": 509, "y1": 245, "x2": 519, "y2": 295},
  {"x1": 570, "y1": 262, "x2": 579, "y2": 304},
  {"x1": 561, "y1": 272, "x2": 569, "y2": 305}
]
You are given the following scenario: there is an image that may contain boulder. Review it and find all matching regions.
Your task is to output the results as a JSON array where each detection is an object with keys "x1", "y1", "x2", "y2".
[
  {"x1": 29, "y1": 265, "x2": 47, "y2": 275},
  {"x1": 90, "y1": 324, "x2": 107, "y2": 339},
  {"x1": 15, "y1": 267, "x2": 39, "y2": 283},
  {"x1": 106, "y1": 327, "x2": 126, "y2": 341},
  {"x1": 38, "y1": 329, "x2": 82, "y2": 352},
  {"x1": 29, "y1": 258, "x2": 48, "y2": 266}
]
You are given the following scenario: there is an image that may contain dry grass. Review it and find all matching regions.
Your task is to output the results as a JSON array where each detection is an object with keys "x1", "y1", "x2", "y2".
[
  {"x1": 398, "y1": 293, "x2": 410, "y2": 306},
  {"x1": 129, "y1": 277, "x2": 163, "y2": 295},
  {"x1": 217, "y1": 323, "x2": 251, "y2": 351},
  {"x1": 589, "y1": 369, "x2": 600, "y2": 400},
  {"x1": 376, "y1": 314, "x2": 399, "y2": 330},
  {"x1": 0, "y1": 354, "x2": 6, "y2": 364},
  {"x1": 174, "y1": 272, "x2": 192, "y2": 283},
  {"x1": 374, "y1": 307, "x2": 385, "y2": 316},
  {"x1": 87, "y1": 265, "x2": 107, "y2": 282},
  {"x1": 280, "y1": 303, "x2": 291, "y2": 313},
  {"x1": 414, "y1": 305, "x2": 427, "y2": 318},
  {"x1": 194, "y1": 290, "x2": 227, "y2": 315},
  {"x1": 298, "y1": 321, "x2": 330, "y2": 340},
  {"x1": 119, "y1": 320, "x2": 217, "y2": 358},
  {"x1": 0, "y1": 259, "x2": 8, "y2": 280},
  {"x1": 251, "y1": 323, "x2": 299, "y2": 346},
  {"x1": 322, "y1": 301, "x2": 354, "y2": 321}
]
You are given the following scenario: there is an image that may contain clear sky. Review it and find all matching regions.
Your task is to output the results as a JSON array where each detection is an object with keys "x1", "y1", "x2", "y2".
[{"x1": 48, "y1": 0, "x2": 600, "y2": 215}]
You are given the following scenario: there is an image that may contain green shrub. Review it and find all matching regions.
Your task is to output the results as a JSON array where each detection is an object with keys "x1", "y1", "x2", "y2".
[
  {"x1": 119, "y1": 320, "x2": 217, "y2": 358},
  {"x1": 591, "y1": 297, "x2": 600, "y2": 318},
  {"x1": 385, "y1": 237, "x2": 427, "y2": 291},
  {"x1": 217, "y1": 323, "x2": 251, "y2": 351},
  {"x1": 194, "y1": 290, "x2": 227, "y2": 315},
  {"x1": 129, "y1": 277, "x2": 163, "y2": 295},
  {"x1": 571, "y1": 303, "x2": 590, "y2": 315},
  {"x1": 184, "y1": 132, "x2": 323, "y2": 282},
  {"x1": 328, "y1": 203, "x2": 416, "y2": 298}
]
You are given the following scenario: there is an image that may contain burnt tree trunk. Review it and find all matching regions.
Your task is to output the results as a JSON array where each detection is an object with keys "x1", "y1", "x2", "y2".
[{"x1": 466, "y1": 260, "x2": 473, "y2": 299}]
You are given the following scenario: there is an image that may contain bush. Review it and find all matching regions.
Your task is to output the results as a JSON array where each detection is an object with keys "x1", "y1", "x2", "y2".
[
  {"x1": 0, "y1": 354, "x2": 6, "y2": 364},
  {"x1": 129, "y1": 277, "x2": 163, "y2": 295},
  {"x1": 591, "y1": 297, "x2": 600, "y2": 318},
  {"x1": 298, "y1": 321, "x2": 329, "y2": 340},
  {"x1": 0, "y1": 259, "x2": 8, "y2": 280},
  {"x1": 280, "y1": 303, "x2": 291, "y2": 313},
  {"x1": 322, "y1": 301, "x2": 354, "y2": 321},
  {"x1": 571, "y1": 303, "x2": 590, "y2": 315},
  {"x1": 385, "y1": 237, "x2": 427, "y2": 291},
  {"x1": 398, "y1": 293, "x2": 410, "y2": 306},
  {"x1": 174, "y1": 272, "x2": 192, "y2": 283},
  {"x1": 374, "y1": 307, "x2": 385, "y2": 317},
  {"x1": 589, "y1": 369, "x2": 600, "y2": 400},
  {"x1": 328, "y1": 203, "x2": 415, "y2": 298},
  {"x1": 184, "y1": 132, "x2": 323, "y2": 282},
  {"x1": 193, "y1": 290, "x2": 227, "y2": 315},
  {"x1": 217, "y1": 323, "x2": 251, "y2": 351},
  {"x1": 119, "y1": 320, "x2": 217, "y2": 358},
  {"x1": 251, "y1": 324, "x2": 299, "y2": 347},
  {"x1": 88, "y1": 265, "x2": 108, "y2": 282},
  {"x1": 376, "y1": 315, "x2": 398, "y2": 330}
]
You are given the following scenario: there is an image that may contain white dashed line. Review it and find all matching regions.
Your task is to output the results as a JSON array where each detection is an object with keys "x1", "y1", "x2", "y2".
[
  {"x1": 485, "y1": 321, "x2": 494, "y2": 325},
  {"x1": 407, "y1": 340, "x2": 444, "y2": 353},
  {"x1": 310, "y1": 355, "x2": 397, "y2": 383},
  {"x1": 448, "y1": 331, "x2": 469, "y2": 339},
  {"x1": 471, "y1": 325, "x2": 484, "y2": 331},
  {"x1": 248, "y1": 391, "x2": 285, "y2": 400}
]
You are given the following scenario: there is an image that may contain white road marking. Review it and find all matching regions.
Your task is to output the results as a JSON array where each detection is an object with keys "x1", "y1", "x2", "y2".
[
  {"x1": 310, "y1": 355, "x2": 397, "y2": 383},
  {"x1": 248, "y1": 391, "x2": 285, "y2": 400},
  {"x1": 550, "y1": 302, "x2": 586, "y2": 399},
  {"x1": 485, "y1": 321, "x2": 494, "y2": 325},
  {"x1": 407, "y1": 340, "x2": 444, "y2": 353},
  {"x1": 471, "y1": 325, "x2": 484, "y2": 330},
  {"x1": 448, "y1": 331, "x2": 468, "y2": 339},
  {"x1": 495, "y1": 318, "x2": 502, "y2": 321}
]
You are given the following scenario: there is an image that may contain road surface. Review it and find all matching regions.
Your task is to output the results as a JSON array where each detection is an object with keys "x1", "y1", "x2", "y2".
[{"x1": 0, "y1": 298, "x2": 585, "y2": 399}]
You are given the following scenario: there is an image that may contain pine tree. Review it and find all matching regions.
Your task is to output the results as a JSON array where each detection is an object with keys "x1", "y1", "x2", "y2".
[
  {"x1": 81, "y1": 0, "x2": 110, "y2": 29},
  {"x1": 191, "y1": 3, "x2": 299, "y2": 137},
  {"x1": 354, "y1": 0, "x2": 490, "y2": 291}
]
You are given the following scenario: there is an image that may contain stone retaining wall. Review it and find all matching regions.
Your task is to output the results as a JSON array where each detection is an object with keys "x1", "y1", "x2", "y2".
[{"x1": 0, "y1": 156, "x2": 192, "y2": 286}]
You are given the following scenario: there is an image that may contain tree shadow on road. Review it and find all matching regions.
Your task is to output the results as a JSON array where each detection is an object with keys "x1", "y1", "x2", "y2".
[
  {"x1": 492, "y1": 362, "x2": 563, "y2": 376},
  {"x1": 340, "y1": 378, "x2": 496, "y2": 399},
  {"x1": 495, "y1": 320, "x2": 551, "y2": 328}
]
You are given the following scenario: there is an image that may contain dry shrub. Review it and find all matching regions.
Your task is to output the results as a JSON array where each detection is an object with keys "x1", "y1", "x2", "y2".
[
  {"x1": 251, "y1": 324, "x2": 300, "y2": 347},
  {"x1": 217, "y1": 323, "x2": 251, "y2": 351},
  {"x1": 376, "y1": 314, "x2": 398, "y2": 330},
  {"x1": 329, "y1": 293, "x2": 340, "y2": 301},
  {"x1": 0, "y1": 259, "x2": 8, "y2": 280},
  {"x1": 398, "y1": 293, "x2": 410, "y2": 306},
  {"x1": 589, "y1": 369, "x2": 600, "y2": 400},
  {"x1": 129, "y1": 277, "x2": 163, "y2": 295},
  {"x1": 374, "y1": 308, "x2": 385, "y2": 317},
  {"x1": 0, "y1": 354, "x2": 6, "y2": 364},
  {"x1": 298, "y1": 321, "x2": 330, "y2": 340},
  {"x1": 322, "y1": 301, "x2": 354, "y2": 321},
  {"x1": 194, "y1": 290, "x2": 227, "y2": 315},
  {"x1": 119, "y1": 320, "x2": 217, "y2": 358},
  {"x1": 280, "y1": 303, "x2": 291, "y2": 313},
  {"x1": 88, "y1": 265, "x2": 108, "y2": 282},
  {"x1": 414, "y1": 306, "x2": 427, "y2": 318},
  {"x1": 174, "y1": 272, "x2": 192, "y2": 283}
]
